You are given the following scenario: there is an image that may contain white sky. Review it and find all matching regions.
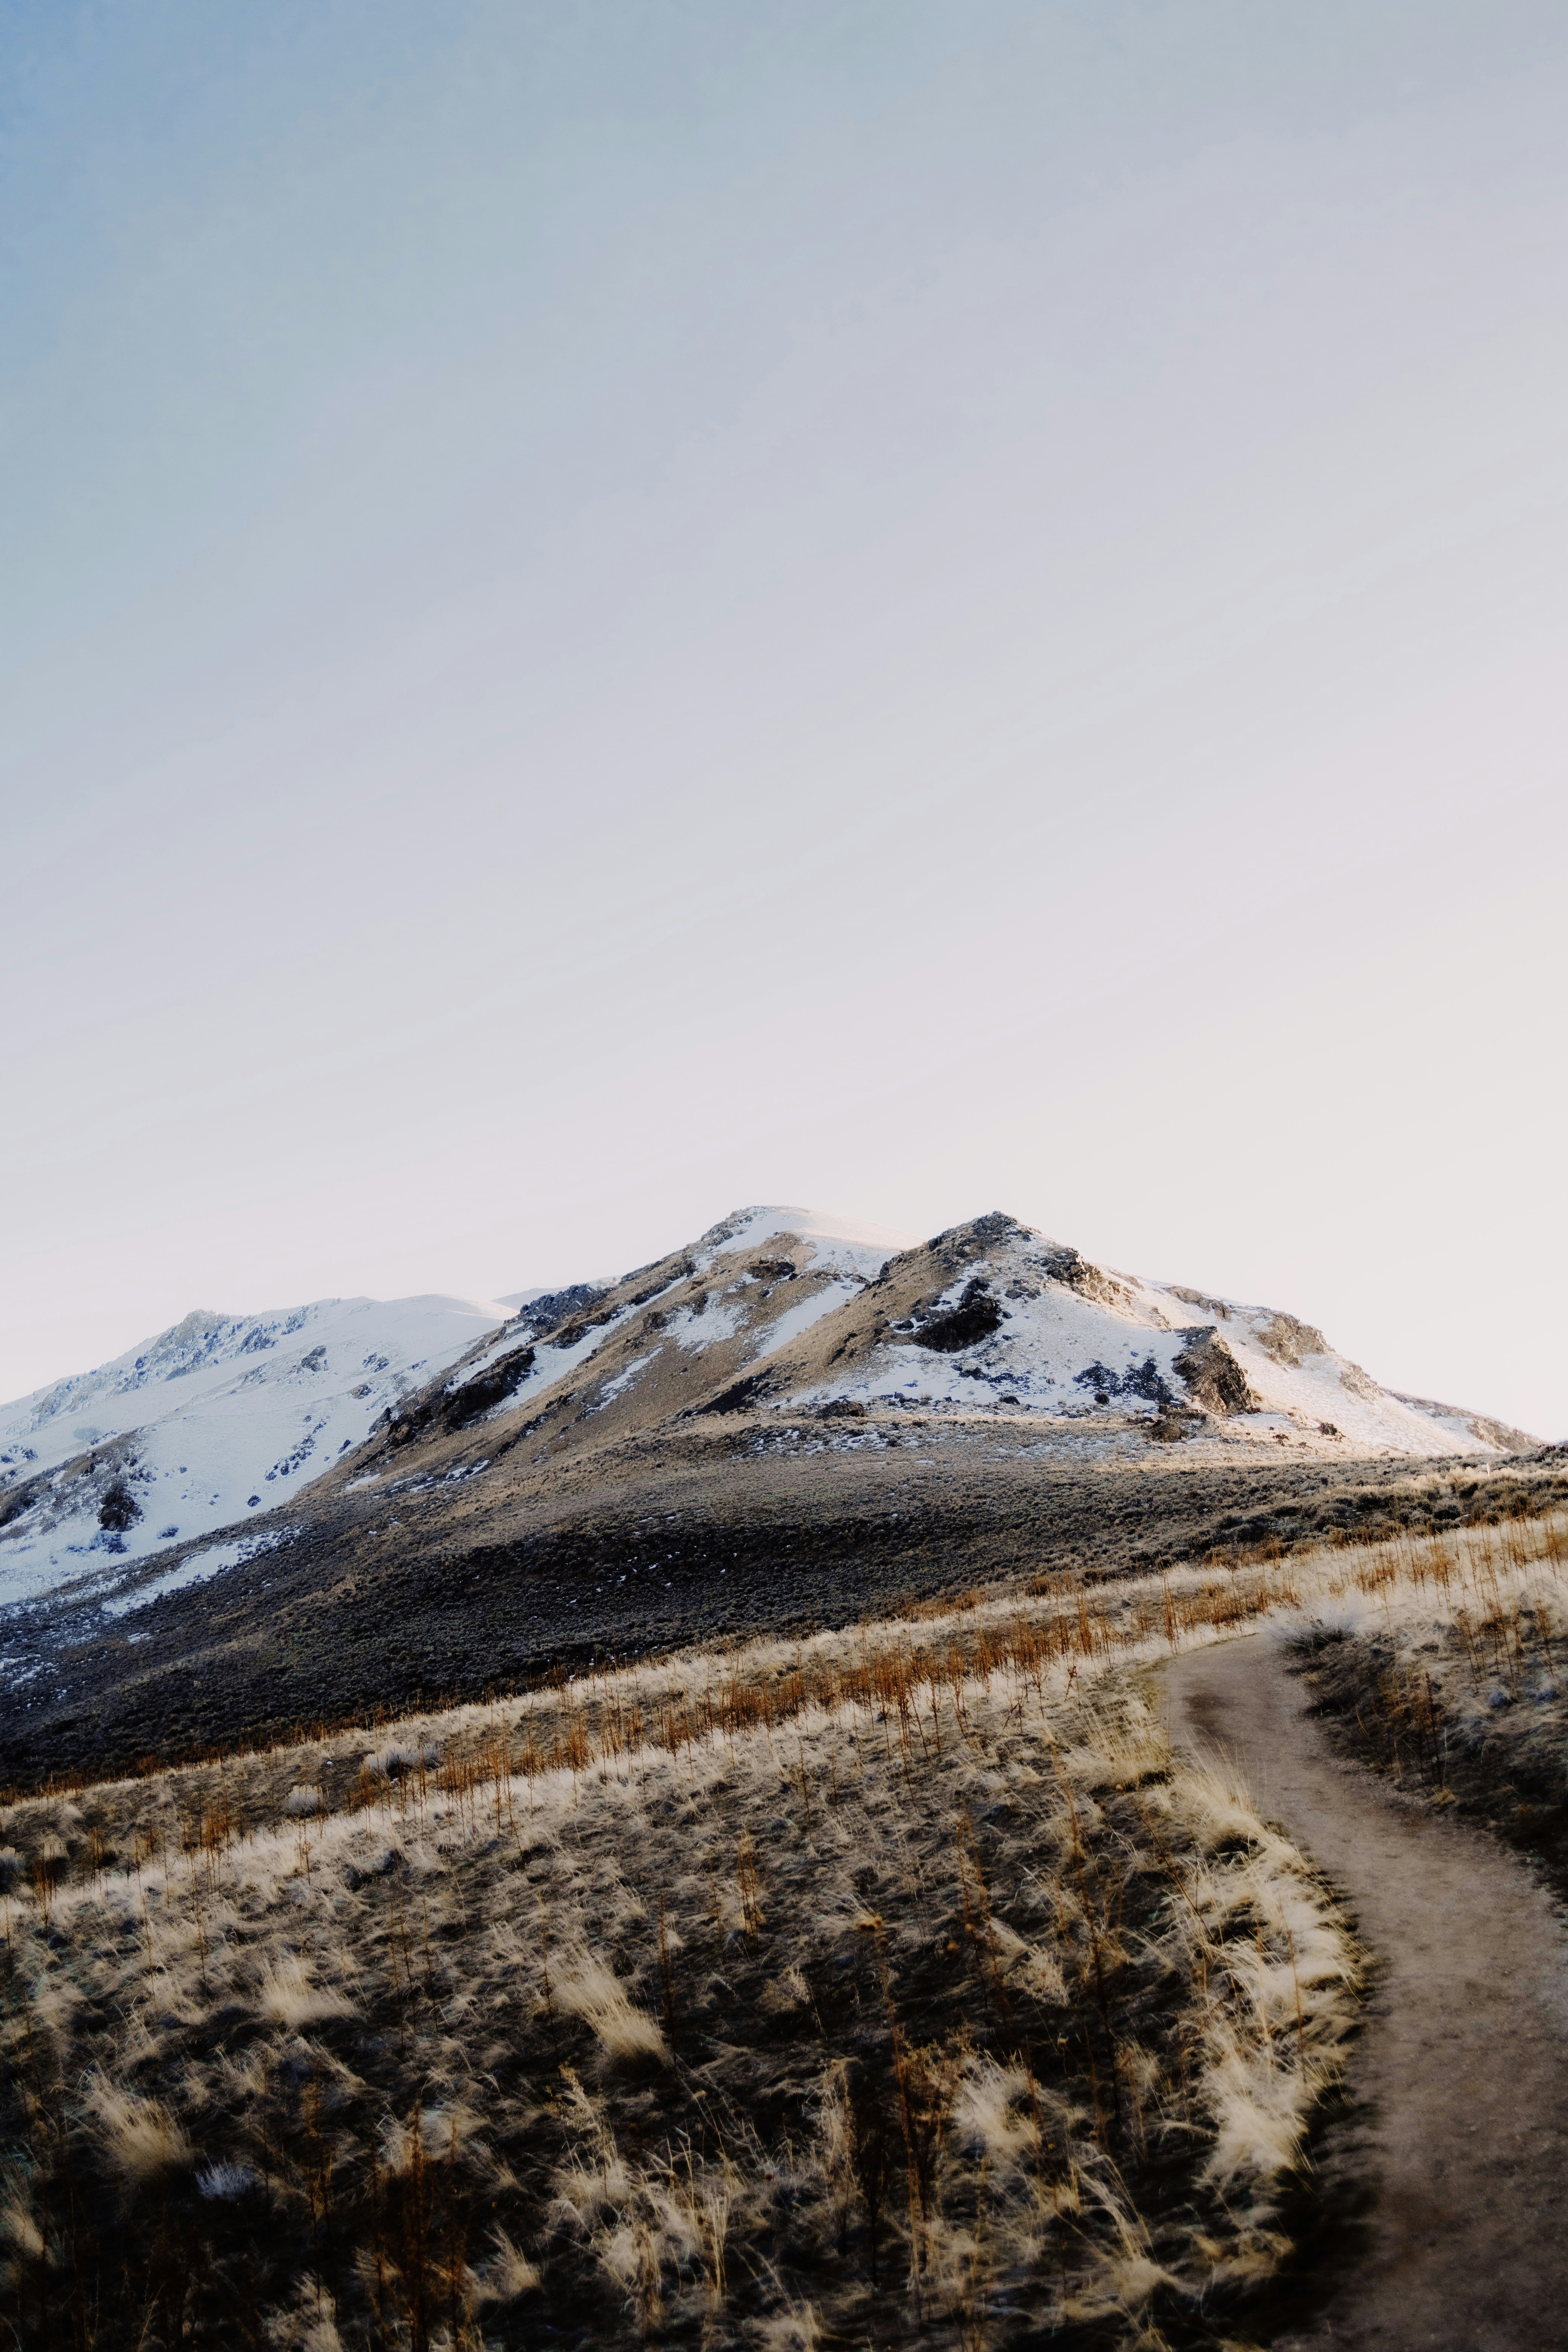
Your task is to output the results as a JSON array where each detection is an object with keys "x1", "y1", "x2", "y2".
[{"x1": 3, "y1": 1, "x2": 1565, "y2": 1436}]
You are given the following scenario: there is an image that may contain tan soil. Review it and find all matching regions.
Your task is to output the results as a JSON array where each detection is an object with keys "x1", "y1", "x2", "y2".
[{"x1": 1162, "y1": 1634, "x2": 1568, "y2": 2350}]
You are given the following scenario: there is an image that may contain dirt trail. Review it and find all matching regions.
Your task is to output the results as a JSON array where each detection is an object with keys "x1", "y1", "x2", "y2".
[{"x1": 1162, "y1": 1635, "x2": 1568, "y2": 2352}]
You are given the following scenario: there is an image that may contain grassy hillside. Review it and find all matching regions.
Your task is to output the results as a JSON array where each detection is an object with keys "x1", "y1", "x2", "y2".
[
  {"x1": 1289, "y1": 1508, "x2": 1568, "y2": 1888},
  {"x1": 0, "y1": 1574, "x2": 1364, "y2": 2350},
  {"x1": 10, "y1": 1427, "x2": 1565, "y2": 1792}
]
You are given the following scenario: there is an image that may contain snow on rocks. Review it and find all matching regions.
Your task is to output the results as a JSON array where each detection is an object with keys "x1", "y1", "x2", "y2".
[{"x1": 746, "y1": 1212, "x2": 1527, "y2": 1459}]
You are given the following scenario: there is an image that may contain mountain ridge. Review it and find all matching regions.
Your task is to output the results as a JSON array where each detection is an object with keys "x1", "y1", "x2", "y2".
[
  {"x1": 368, "y1": 1204, "x2": 1537, "y2": 1481},
  {"x1": 2, "y1": 1203, "x2": 1556, "y2": 1788},
  {"x1": 0, "y1": 1290, "x2": 514, "y2": 1603},
  {"x1": 1, "y1": 1204, "x2": 1539, "y2": 1621}
]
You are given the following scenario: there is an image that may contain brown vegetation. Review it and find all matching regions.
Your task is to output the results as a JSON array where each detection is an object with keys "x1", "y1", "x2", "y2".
[
  {"x1": 1288, "y1": 1509, "x2": 1568, "y2": 1882},
  {"x1": 0, "y1": 1562, "x2": 1367, "y2": 2349}
]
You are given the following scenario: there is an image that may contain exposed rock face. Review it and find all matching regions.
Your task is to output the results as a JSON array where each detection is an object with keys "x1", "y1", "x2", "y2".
[
  {"x1": 1254, "y1": 1312, "x2": 1329, "y2": 1367},
  {"x1": 911, "y1": 1280, "x2": 1004, "y2": 1354},
  {"x1": 1173, "y1": 1330, "x2": 1258, "y2": 1416},
  {"x1": 702, "y1": 1372, "x2": 776, "y2": 1416},
  {"x1": 1040, "y1": 1246, "x2": 1133, "y2": 1310},
  {"x1": 446, "y1": 1348, "x2": 538, "y2": 1427},
  {"x1": 97, "y1": 1476, "x2": 142, "y2": 1532},
  {"x1": 1167, "y1": 1285, "x2": 1233, "y2": 1321},
  {"x1": 512, "y1": 1283, "x2": 606, "y2": 1338},
  {"x1": 386, "y1": 1346, "x2": 537, "y2": 1448}
]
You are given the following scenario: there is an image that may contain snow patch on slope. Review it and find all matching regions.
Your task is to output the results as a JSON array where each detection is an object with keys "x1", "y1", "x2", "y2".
[
  {"x1": 670, "y1": 1298, "x2": 747, "y2": 1351},
  {"x1": 750, "y1": 1277, "x2": 863, "y2": 1363},
  {"x1": 587, "y1": 1352, "x2": 660, "y2": 1412},
  {"x1": 103, "y1": 1529, "x2": 295, "y2": 1617}
]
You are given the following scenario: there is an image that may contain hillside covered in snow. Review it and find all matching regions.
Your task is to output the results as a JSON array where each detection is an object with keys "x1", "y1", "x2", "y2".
[
  {"x1": 0, "y1": 1292, "x2": 513, "y2": 1605},
  {"x1": 0, "y1": 1205, "x2": 1537, "y2": 1625},
  {"x1": 380, "y1": 1203, "x2": 1535, "y2": 1478}
]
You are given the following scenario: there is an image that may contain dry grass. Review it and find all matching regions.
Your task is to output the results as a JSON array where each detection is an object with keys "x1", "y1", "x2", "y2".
[
  {"x1": 87, "y1": 2080, "x2": 195, "y2": 2182},
  {"x1": 20, "y1": 1510, "x2": 1553, "y2": 2346},
  {"x1": 1284, "y1": 1507, "x2": 1568, "y2": 1859}
]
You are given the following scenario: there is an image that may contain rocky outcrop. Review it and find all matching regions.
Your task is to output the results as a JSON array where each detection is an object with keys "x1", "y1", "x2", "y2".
[
  {"x1": 511, "y1": 1283, "x2": 606, "y2": 1338},
  {"x1": 1040, "y1": 1246, "x2": 1133, "y2": 1310},
  {"x1": 1173, "y1": 1329, "x2": 1258, "y2": 1416},
  {"x1": 1167, "y1": 1284, "x2": 1233, "y2": 1321},
  {"x1": 97, "y1": 1476, "x2": 142, "y2": 1532},
  {"x1": 909, "y1": 1280, "x2": 1004, "y2": 1354},
  {"x1": 385, "y1": 1346, "x2": 537, "y2": 1449},
  {"x1": 701, "y1": 1372, "x2": 777, "y2": 1416},
  {"x1": 1254, "y1": 1312, "x2": 1329, "y2": 1367}
]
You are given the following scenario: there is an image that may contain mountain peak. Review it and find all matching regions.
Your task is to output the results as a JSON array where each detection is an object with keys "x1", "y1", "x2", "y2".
[
  {"x1": 696, "y1": 1205, "x2": 920, "y2": 1266},
  {"x1": 2, "y1": 1204, "x2": 1539, "y2": 1626}
]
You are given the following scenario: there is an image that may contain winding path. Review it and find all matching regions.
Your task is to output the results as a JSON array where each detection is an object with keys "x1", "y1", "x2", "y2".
[{"x1": 1161, "y1": 1635, "x2": 1568, "y2": 2352}]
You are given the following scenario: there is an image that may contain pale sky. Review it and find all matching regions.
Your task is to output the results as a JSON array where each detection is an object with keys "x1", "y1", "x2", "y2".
[{"x1": 3, "y1": 1, "x2": 1565, "y2": 1437}]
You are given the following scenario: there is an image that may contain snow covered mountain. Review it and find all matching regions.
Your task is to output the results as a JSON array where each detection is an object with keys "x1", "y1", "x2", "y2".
[
  {"x1": 0, "y1": 1205, "x2": 1536, "y2": 1618},
  {"x1": 0, "y1": 1292, "x2": 513, "y2": 1604},
  {"x1": 2, "y1": 1205, "x2": 1550, "y2": 1786},
  {"x1": 385, "y1": 1205, "x2": 1535, "y2": 1480}
]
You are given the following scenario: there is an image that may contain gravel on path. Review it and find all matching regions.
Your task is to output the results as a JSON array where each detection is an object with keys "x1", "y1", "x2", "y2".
[{"x1": 1162, "y1": 1633, "x2": 1568, "y2": 2352}]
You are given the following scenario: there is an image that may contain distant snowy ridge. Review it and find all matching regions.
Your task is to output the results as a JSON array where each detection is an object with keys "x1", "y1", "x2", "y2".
[{"x1": 0, "y1": 1292, "x2": 512, "y2": 1605}]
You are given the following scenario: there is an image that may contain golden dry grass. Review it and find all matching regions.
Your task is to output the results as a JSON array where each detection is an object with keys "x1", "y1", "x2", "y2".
[
  {"x1": 15, "y1": 1514, "x2": 1557, "y2": 2347},
  {"x1": 1283, "y1": 1507, "x2": 1568, "y2": 1833}
]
